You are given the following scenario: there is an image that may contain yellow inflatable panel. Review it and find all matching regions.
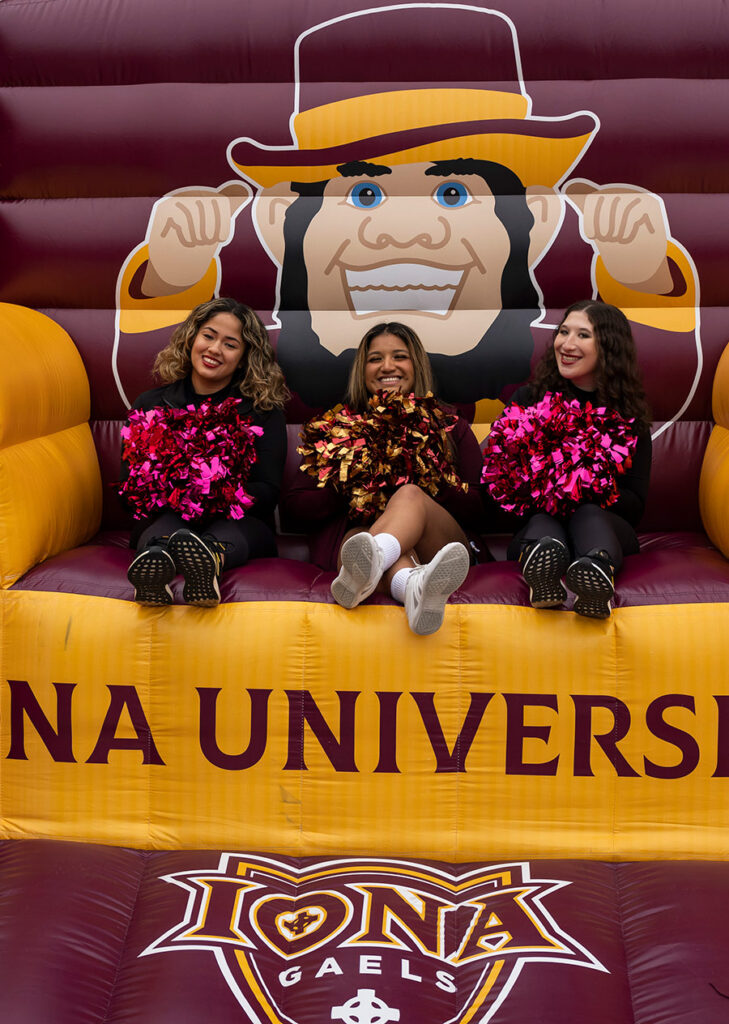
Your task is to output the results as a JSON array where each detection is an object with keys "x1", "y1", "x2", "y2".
[
  {"x1": 699, "y1": 339, "x2": 729, "y2": 556},
  {"x1": 699, "y1": 425, "x2": 729, "y2": 559},
  {"x1": 0, "y1": 425, "x2": 102, "y2": 587},
  {"x1": 0, "y1": 304, "x2": 90, "y2": 448},
  {"x1": 713, "y1": 339, "x2": 729, "y2": 429},
  {"x1": 2, "y1": 592, "x2": 728, "y2": 859}
]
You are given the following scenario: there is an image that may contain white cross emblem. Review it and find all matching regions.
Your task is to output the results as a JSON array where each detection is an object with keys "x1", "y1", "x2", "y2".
[{"x1": 331, "y1": 988, "x2": 401, "y2": 1024}]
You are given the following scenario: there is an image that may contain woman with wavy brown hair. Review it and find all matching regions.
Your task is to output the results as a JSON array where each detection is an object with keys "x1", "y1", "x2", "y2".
[
  {"x1": 121, "y1": 297, "x2": 288, "y2": 606},
  {"x1": 505, "y1": 300, "x2": 652, "y2": 619}
]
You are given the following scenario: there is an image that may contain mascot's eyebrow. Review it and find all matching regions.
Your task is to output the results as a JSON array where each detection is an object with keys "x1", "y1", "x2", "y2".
[
  {"x1": 426, "y1": 158, "x2": 490, "y2": 177},
  {"x1": 337, "y1": 160, "x2": 393, "y2": 177}
]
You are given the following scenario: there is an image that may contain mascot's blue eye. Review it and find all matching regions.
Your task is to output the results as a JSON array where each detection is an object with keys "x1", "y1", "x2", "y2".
[
  {"x1": 348, "y1": 182, "x2": 384, "y2": 208},
  {"x1": 434, "y1": 182, "x2": 470, "y2": 207}
]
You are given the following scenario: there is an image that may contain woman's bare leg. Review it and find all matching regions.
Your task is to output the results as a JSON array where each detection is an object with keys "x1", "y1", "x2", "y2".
[
  {"x1": 333, "y1": 485, "x2": 469, "y2": 607},
  {"x1": 372, "y1": 484, "x2": 466, "y2": 552}
]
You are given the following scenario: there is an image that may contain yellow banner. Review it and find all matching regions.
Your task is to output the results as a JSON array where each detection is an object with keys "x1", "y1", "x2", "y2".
[{"x1": 2, "y1": 590, "x2": 728, "y2": 858}]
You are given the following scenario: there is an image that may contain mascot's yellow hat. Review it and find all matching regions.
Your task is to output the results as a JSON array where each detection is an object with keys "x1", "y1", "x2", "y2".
[{"x1": 229, "y1": 5, "x2": 598, "y2": 190}]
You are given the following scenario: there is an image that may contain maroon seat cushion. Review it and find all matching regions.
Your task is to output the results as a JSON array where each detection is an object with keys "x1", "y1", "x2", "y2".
[
  {"x1": 616, "y1": 533, "x2": 729, "y2": 606},
  {"x1": 12, "y1": 531, "x2": 729, "y2": 607}
]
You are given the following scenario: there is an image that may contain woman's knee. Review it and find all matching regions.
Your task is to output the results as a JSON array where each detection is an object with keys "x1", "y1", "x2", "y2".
[
  {"x1": 383, "y1": 483, "x2": 429, "y2": 521},
  {"x1": 389, "y1": 483, "x2": 426, "y2": 507},
  {"x1": 571, "y1": 502, "x2": 605, "y2": 527}
]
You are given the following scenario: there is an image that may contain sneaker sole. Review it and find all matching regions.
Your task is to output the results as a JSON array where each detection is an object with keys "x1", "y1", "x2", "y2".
[
  {"x1": 331, "y1": 533, "x2": 381, "y2": 609},
  {"x1": 127, "y1": 549, "x2": 175, "y2": 606},
  {"x1": 168, "y1": 533, "x2": 221, "y2": 607},
  {"x1": 408, "y1": 543, "x2": 470, "y2": 636},
  {"x1": 566, "y1": 558, "x2": 614, "y2": 619},
  {"x1": 522, "y1": 538, "x2": 569, "y2": 609}
]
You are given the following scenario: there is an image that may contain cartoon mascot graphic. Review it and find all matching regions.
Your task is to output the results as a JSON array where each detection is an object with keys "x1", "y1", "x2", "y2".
[{"x1": 114, "y1": 4, "x2": 700, "y2": 419}]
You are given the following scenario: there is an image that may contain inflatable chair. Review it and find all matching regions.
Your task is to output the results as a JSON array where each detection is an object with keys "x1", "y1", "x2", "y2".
[{"x1": 2, "y1": 1, "x2": 729, "y2": 1021}]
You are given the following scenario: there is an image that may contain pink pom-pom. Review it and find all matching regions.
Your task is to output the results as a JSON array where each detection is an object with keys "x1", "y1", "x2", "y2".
[
  {"x1": 481, "y1": 391, "x2": 638, "y2": 517},
  {"x1": 118, "y1": 396, "x2": 261, "y2": 521}
]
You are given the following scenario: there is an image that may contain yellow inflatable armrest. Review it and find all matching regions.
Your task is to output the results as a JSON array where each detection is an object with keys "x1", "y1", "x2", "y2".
[
  {"x1": 699, "y1": 342, "x2": 729, "y2": 558},
  {"x1": 0, "y1": 304, "x2": 102, "y2": 586},
  {"x1": 0, "y1": 304, "x2": 90, "y2": 448}
]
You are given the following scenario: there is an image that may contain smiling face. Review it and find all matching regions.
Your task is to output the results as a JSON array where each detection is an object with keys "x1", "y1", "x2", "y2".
[
  {"x1": 298, "y1": 162, "x2": 511, "y2": 358},
  {"x1": 189, "y1": 312, "x2": 246, "y2": 394},
  {"x1": 553, "y1": 310, "x2": 599, "y2": 390},
  {"x1": 363, "y1": 332, "x2": 416, "y2": 396}
]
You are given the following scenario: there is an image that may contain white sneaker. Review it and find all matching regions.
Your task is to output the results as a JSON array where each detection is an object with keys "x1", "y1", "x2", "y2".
[
  {"x1": 404, "y1": 542, "x2": 470, "y2": 635},
  {"x1": 331, "y1": 532, "x2": 383, "y2": 609}
]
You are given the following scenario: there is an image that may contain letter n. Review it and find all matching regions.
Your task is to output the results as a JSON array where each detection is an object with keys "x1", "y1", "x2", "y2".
[
  {"x1": 284, "y1": 690, "x2": 359, "y2": 771},
  {"x1": 7, "y1": 680, "x2": 76, "y2": 762}
]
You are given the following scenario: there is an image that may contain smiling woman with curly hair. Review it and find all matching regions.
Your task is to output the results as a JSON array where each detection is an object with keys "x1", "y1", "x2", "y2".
[
  {"x1": 121, "y1": 297, "x2": 289, "y2": 607},
  {"x1": 154, "y1": 297, "x2": 289, "y2": 410}
]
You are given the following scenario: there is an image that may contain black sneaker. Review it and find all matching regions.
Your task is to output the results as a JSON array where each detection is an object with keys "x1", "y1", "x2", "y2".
[
  {"x1": 168, "y1": 529, "x2": 223, "y2": 607},
  {"x1": 127, "y1": 544, "x2": 175, "y2": 605},
  {"x1": 566, "y1": 555, "x2": 614, "y2": 619},
  {"x1": 520, "y1": 537, "x2": 569, "y2": 608}
]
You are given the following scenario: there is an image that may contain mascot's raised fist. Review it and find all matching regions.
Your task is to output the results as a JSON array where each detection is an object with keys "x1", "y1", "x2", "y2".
[
  {"x1": 143, "y1": 183, "x2": 251, "y2": 296},
  {"x1": 564, "y1": 180, "x2": 673, "y2": 294}
]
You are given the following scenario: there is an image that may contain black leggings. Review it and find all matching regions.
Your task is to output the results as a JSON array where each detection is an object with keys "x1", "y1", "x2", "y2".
[
  {"x1": 133, "y1": 511, "x2": 277, "y2": 570},
  {"x1": 507, "y1": 503, "x2": 639, "y2": 572}
]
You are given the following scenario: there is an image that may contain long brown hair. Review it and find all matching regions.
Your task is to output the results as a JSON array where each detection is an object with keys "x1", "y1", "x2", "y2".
[
  {"x1": 529, "y1": 300, "x2": 651, "y2": 431},
  {"x1": 154, "y1": 297, "x2": 289, "y2": 410},
  {"x1": 345, "y1": 322, "x2": 435, "y2": 412}
]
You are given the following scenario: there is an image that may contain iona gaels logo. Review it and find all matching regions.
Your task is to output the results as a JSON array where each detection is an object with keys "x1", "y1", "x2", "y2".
[{"x1": 141, "y1": 854, "x2": 605, "y2": 1023}]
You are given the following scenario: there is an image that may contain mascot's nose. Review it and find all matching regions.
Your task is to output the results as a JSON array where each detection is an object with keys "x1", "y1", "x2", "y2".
[{"x1": 359, "y1": 209, "x2": 450, "y2": 250}]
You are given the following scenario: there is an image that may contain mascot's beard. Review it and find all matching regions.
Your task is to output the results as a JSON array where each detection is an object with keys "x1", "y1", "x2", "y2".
[
  {"x1": 276, "y1": 302, "x2": 537, "y2": 407},
  {"x1": 270, "y1": 180, "x2": 536, "y2": 407},
  {"x1": 274, "y1": 164, "x2": 539, "y2": 407}
]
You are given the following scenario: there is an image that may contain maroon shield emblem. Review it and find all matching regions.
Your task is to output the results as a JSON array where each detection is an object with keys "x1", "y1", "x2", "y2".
[{"x1": 142, "y1": 854, "x2": 604, "y2": 1023}]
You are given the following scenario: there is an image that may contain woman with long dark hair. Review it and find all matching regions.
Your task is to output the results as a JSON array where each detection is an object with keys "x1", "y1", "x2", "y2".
[{"x1": 503, "y1": 300, "x2": 652, "y2": 619}]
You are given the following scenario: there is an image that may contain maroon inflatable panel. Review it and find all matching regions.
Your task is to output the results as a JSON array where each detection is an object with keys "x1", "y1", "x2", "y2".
[
  {"x1": 12, "y1": 536, "x2": 729, "y2": 608},
  {"x1": 2, "y1": 0, "x2": 728, "y2": 424},
  {"x1": 2, "y1": 6, "x2": 729, "y2": 1024},
  {"x1": 2, "y1": 840, "x2": 729, "y2": 1024}
]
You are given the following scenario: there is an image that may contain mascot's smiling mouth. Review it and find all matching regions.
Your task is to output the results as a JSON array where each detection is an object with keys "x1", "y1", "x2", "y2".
[{"x1": 343, "y1": 263, "x2": 469, "y2": 315}]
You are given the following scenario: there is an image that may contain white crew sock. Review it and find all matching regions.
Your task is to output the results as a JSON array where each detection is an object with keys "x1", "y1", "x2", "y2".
[
  {"x1": 390, "y1": 567, "x2": 413, "y2": 604},
  {"x1": 373, "y1": 533, "x2": 401, "y2": 571}
]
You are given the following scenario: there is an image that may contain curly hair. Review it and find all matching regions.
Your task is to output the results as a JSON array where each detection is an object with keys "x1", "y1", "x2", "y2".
[
  {"x1": 153, "y1": 297, "x2": 289, "y2": 410},
  {"x1": 345, "y1": 322, "x2": 436, "y2": 412},
  {"x1": 529, "y1": 300, "x2": 652, "y2": 431}
]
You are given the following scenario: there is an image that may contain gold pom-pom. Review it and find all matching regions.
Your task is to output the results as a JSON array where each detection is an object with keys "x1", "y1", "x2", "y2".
[{"x1": 298, "y1": 391, "x2": 467, "y2": 522}]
